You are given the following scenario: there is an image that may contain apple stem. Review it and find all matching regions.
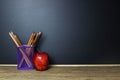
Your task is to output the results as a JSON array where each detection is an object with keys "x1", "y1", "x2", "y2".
[{"x1": 37, "y1": 48, "x2": 41, "y2": 52}]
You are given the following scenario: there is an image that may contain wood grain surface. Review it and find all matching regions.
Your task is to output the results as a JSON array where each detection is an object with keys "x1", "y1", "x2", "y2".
[{"x1": 0, "y1": 66, "x2": 120, "y2": 80}]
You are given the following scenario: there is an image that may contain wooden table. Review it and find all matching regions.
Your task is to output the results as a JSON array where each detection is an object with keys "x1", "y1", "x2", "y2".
[{"x1": 0, "y1": 66, "x2": 120, "y2": 80}]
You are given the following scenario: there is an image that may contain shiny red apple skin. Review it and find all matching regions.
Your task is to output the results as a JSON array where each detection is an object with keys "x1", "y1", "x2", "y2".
[{"x1": 33, "y1": 52, "x2": 49, "y2": 71}]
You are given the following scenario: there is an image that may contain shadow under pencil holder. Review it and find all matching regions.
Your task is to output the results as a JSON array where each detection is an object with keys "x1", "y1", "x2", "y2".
[{"x1": 17, "y1": 45, "x2": 34, "y2": 70}]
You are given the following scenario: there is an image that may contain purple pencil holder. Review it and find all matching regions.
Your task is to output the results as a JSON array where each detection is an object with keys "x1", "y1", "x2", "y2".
[{"x1": 17, "y1": 45, "x2": 34, "y2": 70}]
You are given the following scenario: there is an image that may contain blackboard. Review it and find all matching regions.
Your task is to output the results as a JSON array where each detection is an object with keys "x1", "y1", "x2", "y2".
[{"x1": 0, "y1": 0, "x2": 120, "y2": 64}]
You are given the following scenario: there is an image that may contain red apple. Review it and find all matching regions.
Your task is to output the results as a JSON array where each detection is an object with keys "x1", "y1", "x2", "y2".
[{"x1": 33, "y1": 52, "x2": 49, "y2": 71}]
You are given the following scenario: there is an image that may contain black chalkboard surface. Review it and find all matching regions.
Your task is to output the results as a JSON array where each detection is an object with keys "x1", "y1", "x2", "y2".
[{"x1": 0, "y1": 0, "x2": 120, "y2": 64}]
